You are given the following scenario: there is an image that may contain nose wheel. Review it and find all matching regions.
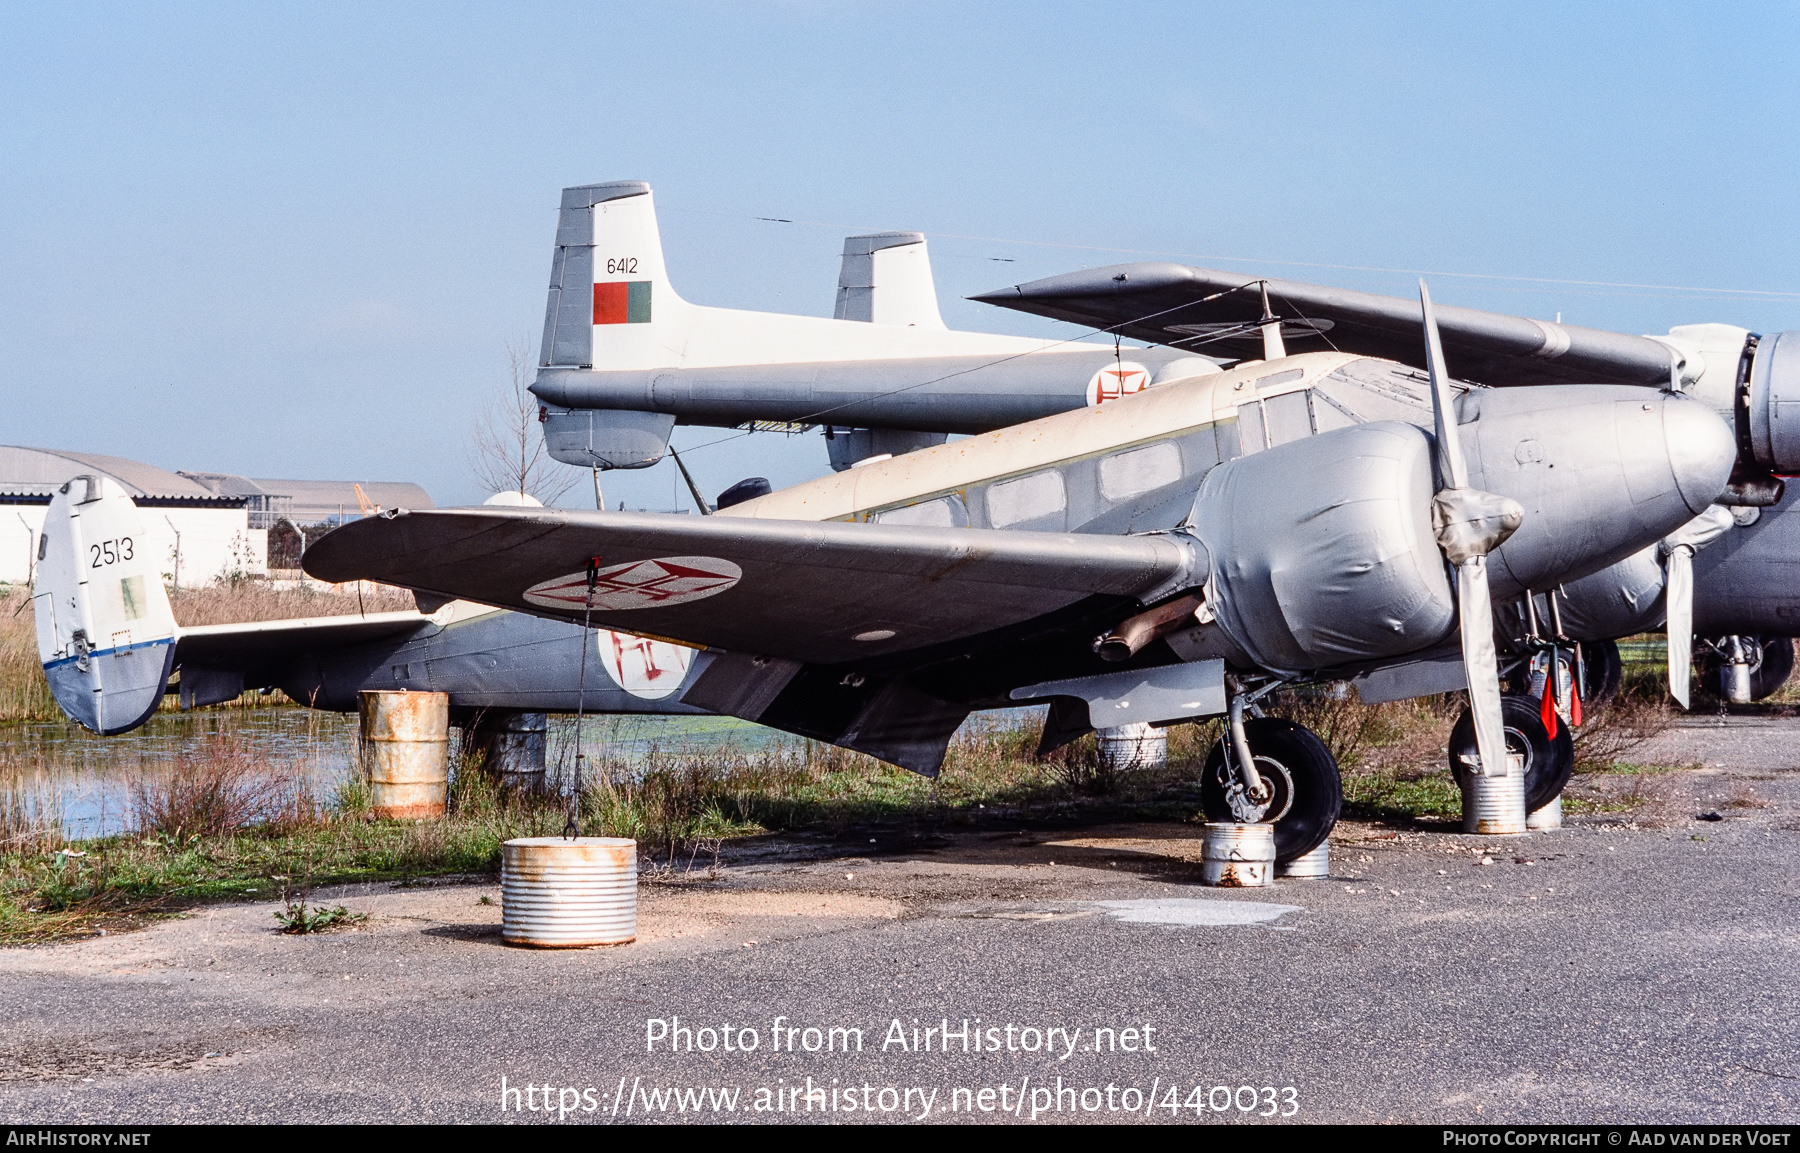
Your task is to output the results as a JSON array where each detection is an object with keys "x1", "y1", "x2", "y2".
[{"x1": 1200, "y1": 717, "x2": 1342, "y2": 865}]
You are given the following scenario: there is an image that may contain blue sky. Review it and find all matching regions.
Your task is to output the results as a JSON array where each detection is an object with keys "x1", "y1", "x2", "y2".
[{"x1": 3, "y1": 1, "x2": 1796, "y2": 508}]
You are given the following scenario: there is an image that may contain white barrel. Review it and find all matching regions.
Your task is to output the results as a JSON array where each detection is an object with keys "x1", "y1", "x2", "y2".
[
  {"x1": 502, "y1": 837, "x2": 637, "y2": 948},
  {"x1": 1277, "y1": 840, "x2": 1330, "y2": 879},
  {"x1": 1461, "y1": 752, "x2": 1528, "y2": 835},
  {"x1": 1097, "y1": 723, "x2": 1167, "y2": 773},
  {"x1": 359, "y1": 690, "x2": 449, "y2": 819},
  {"x1": 1526, "y1": 795, "x2": 1563, "y2": 831},
  {"x1": 1200, "y1": 822, "x2": 1275, "y2": 887}
]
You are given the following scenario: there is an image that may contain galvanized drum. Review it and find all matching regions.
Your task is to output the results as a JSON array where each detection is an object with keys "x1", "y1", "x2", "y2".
[
  {"x1": 1200, "y1": 822, "x2": 1275, "y2": 887},
  {"x1": 1096, "y1": 724, "x2": 1168, "y2": 773},
  {"x1": 1462, "y1": 752, "x2": 1528, "y2": 835},
  {"x1": 501, "y1": 837, "x2": 638, "y2": 948},
  {"x1": 1276, "y1": 840, "x2": 1330, "y2": 880}
]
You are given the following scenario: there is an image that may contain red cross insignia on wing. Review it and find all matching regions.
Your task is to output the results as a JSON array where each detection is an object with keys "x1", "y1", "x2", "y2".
[{"x1": 522, "y1": 555, "x2": 743, "y2": 612}]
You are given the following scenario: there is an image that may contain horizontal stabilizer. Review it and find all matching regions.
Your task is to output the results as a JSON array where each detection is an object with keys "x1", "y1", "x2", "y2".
[
  {"x1": 301, "y1": 507, "x2": 1203, "y2": 667},
  {"x1": 177, "y1": 611, "x2": 431, "y2": 668}
]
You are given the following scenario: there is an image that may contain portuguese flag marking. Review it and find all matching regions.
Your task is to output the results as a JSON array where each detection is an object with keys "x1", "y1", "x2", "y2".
[{"x1": 593, "y1": 281, "x2": 652, "y2": 325}]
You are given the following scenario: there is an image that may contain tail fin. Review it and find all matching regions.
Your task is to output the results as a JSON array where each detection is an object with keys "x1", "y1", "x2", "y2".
[
  {"x1": 540, "y1": 180, "x2": 686, "y2": 372},
  {"x1": 834, "y1": 232, "x2": 946, "y2": 328},
  {"x1": 33, "y1": 476, "x2": 178, "y2": 734}
]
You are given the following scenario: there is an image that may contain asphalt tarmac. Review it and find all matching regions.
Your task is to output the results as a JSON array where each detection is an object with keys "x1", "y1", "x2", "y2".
[{"x1": 2, "y1": 717, "x2": 1796, "y2": 1125}]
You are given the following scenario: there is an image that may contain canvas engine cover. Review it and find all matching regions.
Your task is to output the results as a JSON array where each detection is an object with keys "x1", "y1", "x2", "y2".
[{"x1": 1190, "y1": 420, "x2": 1456, "y2": 674}]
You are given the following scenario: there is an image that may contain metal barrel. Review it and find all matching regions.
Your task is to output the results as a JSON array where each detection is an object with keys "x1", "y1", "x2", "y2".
[
  {"x1": 1200, "y1": 822, "x2": 1275, "y2": 887},
  {"x1": 1277, "y1": 840, "x2": 1330, "y2": 879},
  {"x1": 358, "y1": 690, "x2": 449, "y2": 820},
  {"x1": 465, "y1": 710, "x2": 548, "y2": 792},
  {"x1": 501, "y1": 837, "x2": 638, "y2": 948},
  {"x1": 1526, "y1": 795, "x2": 1563, "y2": 831},
  {"x1": 1461, "y1": 752, "x2": 1528, "y2": 835},
  {"x1": 1097, "y1": 723, "x2": 1167, "y2": 773}
]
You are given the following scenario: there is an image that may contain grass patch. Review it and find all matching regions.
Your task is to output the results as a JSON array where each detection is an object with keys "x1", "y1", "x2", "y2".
[
  {"x1": 0, "y1": 714, "x2": 1222, "y2": 944},
  {"x1": 1341, "y1": 767, "x2": 1462, "y2": 822}
]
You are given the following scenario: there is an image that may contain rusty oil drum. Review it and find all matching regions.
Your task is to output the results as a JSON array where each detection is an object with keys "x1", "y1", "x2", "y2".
[
  {"x1": 358, "y1": 690, "x2": 449, "y2": 819},
  {"x1": 501, "y1": 837, "x2": 638, "y2": 947},
  {"x1": 1200, "y1": 822, "x2": 1275, "y2": 887}
]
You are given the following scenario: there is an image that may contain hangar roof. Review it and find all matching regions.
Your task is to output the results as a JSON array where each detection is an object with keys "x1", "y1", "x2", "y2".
[{"x1": 0, "y1": 445, "x2": 223, "y2": 502}]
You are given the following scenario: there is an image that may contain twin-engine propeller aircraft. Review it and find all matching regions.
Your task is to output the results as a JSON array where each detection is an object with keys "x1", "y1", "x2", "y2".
[
  {"x1": 305, "y1": 285, "x2": 1735, "y2": 863},
  {"x1": 967, "y1": 260, "x2": 1800, "y2": 711}
]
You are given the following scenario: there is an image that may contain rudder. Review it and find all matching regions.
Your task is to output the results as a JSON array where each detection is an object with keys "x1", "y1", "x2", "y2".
[
  {"x1": 539, "y1": 181, "x2": 687, "y2": 372},
  {"x1": 33, "y1": 476, "x2": 179, "y2": 734}
]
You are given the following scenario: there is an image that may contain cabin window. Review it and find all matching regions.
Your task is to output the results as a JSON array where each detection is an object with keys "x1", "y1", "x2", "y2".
[
  {"x1": 1264, "y1": 390, "x2": 1313, "y2": 446},
  {"x1": 1098, "y1": 443, "x2": 1182, "y2": 501},
  {"x1": 986, "y1": 471, "x2": 1066, "y2": 528},
  {"x1": 874, "y1": 496, "x2": 961, "y2": 528}
]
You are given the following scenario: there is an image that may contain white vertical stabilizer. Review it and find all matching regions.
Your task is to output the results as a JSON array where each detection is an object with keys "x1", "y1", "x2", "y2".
[
  {"x1": 34, "y1": 476, "x2": 178, "y2": 734},
  {"x1": 835, "y1": 232, "x2": 946, "y2": 328},
  {"x1": 538, "y1": 181, "x2": 1082, "y2": 374}
]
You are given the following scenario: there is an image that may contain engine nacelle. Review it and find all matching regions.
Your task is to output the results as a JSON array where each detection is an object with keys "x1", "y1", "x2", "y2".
[
  {"x1": 1190, "y1": 421, "x2": 1456, "y2": 674},
  {"x1": 1748, "y1": 331, "x2": 1800, "y2": 475}
]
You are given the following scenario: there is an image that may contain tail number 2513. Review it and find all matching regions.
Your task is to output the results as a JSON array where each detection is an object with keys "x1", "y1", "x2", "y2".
[{"x1": 90, "y1": 538, "x2": 133, "y2": 567}]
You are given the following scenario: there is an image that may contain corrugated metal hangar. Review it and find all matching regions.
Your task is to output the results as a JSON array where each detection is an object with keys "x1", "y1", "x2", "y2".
[{"x1": 0, "y1": 445, "x2": 432, "y2": 586}]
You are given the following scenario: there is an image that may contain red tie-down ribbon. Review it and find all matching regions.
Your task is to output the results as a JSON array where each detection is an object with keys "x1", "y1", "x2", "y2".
[{"x1": 1540, "y1": 650, "x2": 1559, "y2": 741}]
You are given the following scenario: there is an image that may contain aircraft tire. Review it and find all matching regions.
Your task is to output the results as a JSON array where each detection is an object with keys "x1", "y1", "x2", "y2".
[
  {"x1": 1696, "y1": 636, "x2": 1795, "y2": 702},
  {"x1": 1751, "y1": 638, "x2": 1796, "y2": 699},
  {"x1": 1447, "y1": 694, "x2": 1575, "y2": 813},
  {"x1": 1579, "y1": 640, "x2": 1623, "y2": 704},
  {"x1": 1200, "y1": 717, "x2": 1342, "y2": 865}
]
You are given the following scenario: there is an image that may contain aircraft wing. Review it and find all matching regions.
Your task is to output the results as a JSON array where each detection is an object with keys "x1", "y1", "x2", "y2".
[
  {"x1": 299, "y1": 508, "x2": 1201, "y2": 667},
  {"x1": 971, "y1": 262, "x2": 1678, "y2": 388},
  {"x1": 176, "y1": 611, "x2": 431, "y2": 667}
]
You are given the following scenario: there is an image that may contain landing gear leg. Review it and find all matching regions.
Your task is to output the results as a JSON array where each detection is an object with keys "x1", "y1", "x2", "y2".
[{"x1": 1201, "y1": 687, "x2": 1343, "y2": 865}]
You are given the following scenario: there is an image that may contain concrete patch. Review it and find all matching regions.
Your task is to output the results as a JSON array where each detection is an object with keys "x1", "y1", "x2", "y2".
[{"x1": 1090, "y1": 897, "x2": 1302, "y2": 927}]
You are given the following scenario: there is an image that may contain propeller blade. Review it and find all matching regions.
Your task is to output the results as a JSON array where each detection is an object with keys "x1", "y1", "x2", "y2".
[
  {"x1": 1422, "y1": 279, "x2": 1514, "y2": 778},
  {"x1": 1457, "y1": 556, "x2": 1510, "y2": 778},
  {"x1": 1419, "y1": 280, "x2": 1469, "y2": 491},
  {"x1": 1665, "y1": 544, "x2": 1694, "y2": 709}
]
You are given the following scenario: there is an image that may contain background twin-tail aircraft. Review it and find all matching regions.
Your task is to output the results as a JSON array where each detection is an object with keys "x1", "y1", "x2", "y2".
[{"x1": 36, "y1": 179, "x2": 1785, "y2": 861}]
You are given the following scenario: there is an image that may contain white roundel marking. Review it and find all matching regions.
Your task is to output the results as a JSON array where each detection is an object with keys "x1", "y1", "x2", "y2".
[
  {"x1": 522, "y1": 555, "x2": 742, "y2": 612},
  {"x1": 596, "y1": 630, "x2": 694, "y2": 700},
  {"x1": 1085, "y1": 361, "x2": 1151, "y2": 407}
]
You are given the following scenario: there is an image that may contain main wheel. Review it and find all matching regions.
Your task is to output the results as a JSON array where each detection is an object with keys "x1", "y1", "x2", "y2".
[
  {"x1": 1579, "y1": 639, "x2": 1623, "y2": 704},
  {"x1": 1696, "y1": 636, "x2": 1795, "y2": 701},
  {"x1": 1447, "y1": 694, "x2": 1574, "y2": 813},
  {"x1": 1200, "y1": 717, "x2": 1342, "y2": 865},
  {"x1": 1752, "y1": 638, "x2": 1796, "y2": 699}
]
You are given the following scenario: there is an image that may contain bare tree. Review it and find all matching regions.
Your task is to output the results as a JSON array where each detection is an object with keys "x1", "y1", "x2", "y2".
[{"x1": 468, "y1": 337, "x2": 579, "y2": 505}]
